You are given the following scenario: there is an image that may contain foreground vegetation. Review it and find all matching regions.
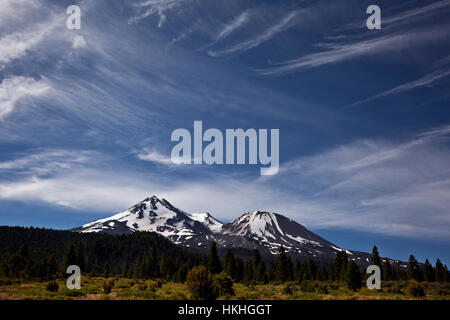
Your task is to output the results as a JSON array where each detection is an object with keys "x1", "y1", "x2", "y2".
[
  {"x1": 1, "y1": 227, "x2": 449, "y2": 300},
  {"x1": 0, "y1": 277, "x2": 449, "y2": 300}
]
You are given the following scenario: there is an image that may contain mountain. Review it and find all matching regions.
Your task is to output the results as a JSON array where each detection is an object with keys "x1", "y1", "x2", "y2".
[
  {"x1": 73, "y1": 196, "x2": 404, "y2": 266},
  {"x1": 72, "y1": 196, "x2": 220, "y2": 248}
]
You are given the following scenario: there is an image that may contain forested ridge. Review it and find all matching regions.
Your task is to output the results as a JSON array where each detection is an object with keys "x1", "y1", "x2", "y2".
[
  {"x1": 0, "y1": 226, "x2": 449, "y2": 288},
  {"x1": 0, "y1": 226, "x2": 204, "y2": 280}
]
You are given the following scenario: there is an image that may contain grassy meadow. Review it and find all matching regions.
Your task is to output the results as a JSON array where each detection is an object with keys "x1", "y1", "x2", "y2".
[{"x1": 1, "y1": 277, "x2": 449, "y2": 300}]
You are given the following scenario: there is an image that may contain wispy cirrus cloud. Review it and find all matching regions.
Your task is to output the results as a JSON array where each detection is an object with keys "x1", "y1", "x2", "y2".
[
  {"x1": 129, "y1": 0, "x2": 190, "y2": 27},
  {"x1": 349, "y1": 66, "x2": 450, "y2": 107},
  {"x1": 213, "y1": 10, "x2": 251, "y2": 43},
  {"x1": 0, "y1": 76, "x2": 50, "y2": 119},
  {"x1": 0, "y1": 149, "x2": 95, "y2": 175},
  {"x1": 137, "y1": 148, "x2": 173, "y2": 165},
  {"x1": 1, "y1": 125, "x2": 450, "y2": 239},
  {"x1": 208, "y1": 10, "x2": 301, "y2": 57},
  {"x1": 0, "y1": 0, "x2": 40, "y2": 28},
  {"x1": 0, "y1": 19, "x2": 59, "y2": 64},
  {"x1": 258, "y1": 25, "x2": 450, "y2": 75},
  {"x1": 382, "y1": 0, "x2": 450, "y2": 27},
  {"x1": 269, "y1": 124, "x2": 450, "y2": 238}
]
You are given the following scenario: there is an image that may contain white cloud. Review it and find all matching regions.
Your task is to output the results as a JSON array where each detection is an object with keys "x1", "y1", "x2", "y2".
[
  {"x1": 0, "y1": 76, "x2": 50, "y2": 119},
  {"x1": 382, "y1": 0, "x2": 450, "y2": 27},
  {"x1": 72, "y1": 35, "x2": 87, "y2": 49},
  {"x1": 0, "y1": 0, "x2": 40, "y2": 28},
  {"x1": 349, "y1": 67, "x2": 450, "y2": 107},
  {"x1": 0, "y1": 16, "x2": 60, "y2": 64},
  {"x1": 214, "y1": 11, "x2": 251, "y2": 43},
  {"x1": 137, "y1": 148, "x2": 173, "y2": 165},
  {"x1": 271, "y1": 125, "x2": 450, "y2": 238},
  {"x1": 1, "y1": 125, "x2": 450, "y2": 240},
  {"x1": 208, "y1": 10, "x2": 301, "y2": 57},
  {"x1": 129, "y1": 0, "x2": 189, "y2": 27},
  {"x1": 259, "y1": 26, "x2": 450, "y2": 75},
  {"x1": 0, "y1": 149, "x2": 95, "y2": 174}
]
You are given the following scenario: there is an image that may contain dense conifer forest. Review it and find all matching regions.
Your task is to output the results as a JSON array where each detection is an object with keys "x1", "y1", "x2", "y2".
[{"x1": 1, "y1": 226, "x2": 449, "y2": 287}]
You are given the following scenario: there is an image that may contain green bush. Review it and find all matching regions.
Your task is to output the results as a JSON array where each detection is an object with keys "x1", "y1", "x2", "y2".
[
  {"x1": 103, "y1": 278, "x2": 115, "y2": 294},
  {"x1": 315, "y1": 283, "x2": 329, "y2": 294},
  {"x1": 155, "y1": 279, "x2": 163, "y2": 288},
  {"x1": 409, "y1": 281, "x2": 425, "y2": 298},
  {"x1": 138, "y1": 282, "x2": 148, "y2": 291},
  {"x1": 148, "y1": 280, "x2": 157, "y2": 292},
  {"x1": 46, "y1": 280, "x2": 59, "y2": 292},
  {"x1": 300, "y1": 281, "x2": 315, "y2": 293},
  {"x1": 185, "y1": 266, "x2": 218, "y2": 300},
  {"x1": 390, "y1": 283, "x2": 402, "y2": 294},
  {"x1": 215, "y1": 272, "x2": 235, "y2": 297},
  {"x1": 115, "y1": 279, "x2": 131, "y2": 289},
  {"x1": 435, "y1": 286, "x2": 448, "y2": 296},
  {"x1": 282, "y1": 283, "x2": 293, "y2": 295}
]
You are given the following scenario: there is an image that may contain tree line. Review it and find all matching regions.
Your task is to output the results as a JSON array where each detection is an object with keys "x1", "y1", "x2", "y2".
[
  {"x1": 1, "y1": 227, "x2": 449, "y2": 286},
  {"x1": 210, "y1": 243, "x2": 449, "y2": 286}
]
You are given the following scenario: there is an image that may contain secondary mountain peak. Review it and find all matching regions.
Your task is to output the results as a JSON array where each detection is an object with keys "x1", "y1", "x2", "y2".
[{"x1": 189, "y1": 212, "x2": 223, "y2": 233}]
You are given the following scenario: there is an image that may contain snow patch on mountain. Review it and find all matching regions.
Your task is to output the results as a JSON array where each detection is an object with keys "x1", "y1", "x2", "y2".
[{"x1": 189, "y1": 212, "x2": 223, "y2": 233}]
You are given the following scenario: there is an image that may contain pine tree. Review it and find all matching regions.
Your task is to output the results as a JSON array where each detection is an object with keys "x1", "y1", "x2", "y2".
[
  {"x1": 223, "y1": 249, "x2": 236, "y2": 278},
  {"x1": 252, "y1": 249, "x2": 261, "y2": 269},
  {"x1": 207, "y1": 242, "x2": 221, "y2": 274},
  {"x1": 345, "y1": 260, "x2": 362, "y2": 291},
  {"x1": 62, "y1": 243, "x2": 77, "y2": 272},
  {"x1": 317, "y1": 266, "x2": 328, "y2": 281},
  {"x1": 103, "y1": 263, "x2": 110, "y2": 277},
  {"x1": 176, "y1": 264, "x2": 188, "y2": 282},
  {"x1": 328, "y1": 264, "x2": 336, "y2": 281},
  {"x1": 47, "y1": 255, "x2": 58, "y2": 279},
  {"x1": 435, "y1": 258, "x2": 446, "y2": 282},
  {"x1": 333, "y1": 250, "x2": 348, "y2": 281},
  {"x1": 423, "y1": 259, "x2": 435, "y2": 282},
  {"x1": 256, "y1": 261, "x2": 267, "y2": 283},
  {"x1": 383, "y1": 261, "x2": 392, "y2": 281},
  {"x1": 250, "y1": 249, "x2": 266, "y2": 283},
  {"x1": 76, "y1": 243, "x2": 86, "y2": 272},
  {"x1": 287, "y1": 257, "x2": 294, "y2": 281},
  {"x1": 370, "y1": 245, "x2": 382, "y2": 269},
  {"x1": 266, "y1": 260, "x2": 276, "y2": 282},
  {"x1": 122, "y1": 258, "x2": 129, "y2": 278},
  {"x1": 244, "y1": 260, "x2": 254, "y2": 284},
  {"x1": 306, "y1": 259, "x2": 317, "y2": 280},
  {"x1": 135, "y1": 254, "x2": 143, "y2": 278},
  {"x1": 276, "y1": 245, "x2": 288, "y2": 283},
  {"x1": 408, "y1": 255, "x2": 422, "y2": 281},
  {"x1": 293, "y1": 260, "x2": 303, "y2": 282},
  {"x1": 149, "y1": 245, "x2": 159, "y2": 277},
  {"x1": 234, "y1": 256, "x2": 244, "y2": 282}
]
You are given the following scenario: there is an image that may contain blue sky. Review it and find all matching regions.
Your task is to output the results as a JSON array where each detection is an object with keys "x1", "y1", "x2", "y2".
[{"x1": 1, "y1": 0, "x2": 450, "y2": 264}]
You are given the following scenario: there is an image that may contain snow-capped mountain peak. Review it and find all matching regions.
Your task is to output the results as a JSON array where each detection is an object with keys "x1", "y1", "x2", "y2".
[
  {"x1": 189, "y1": 212, "x2": 223, "y2": 233},
  {"x1": 74, "y1": 196, "x2": 211, "y2": 244},
  {"x1": 223, "y1": 211, "x2": 284, "y2": 239},
  {"x1": 73, "y1": 196, "x2": 388, "y2": 266},
  {"x1": 222, "y1": 210, "x2": 337, "y2": 255}
]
